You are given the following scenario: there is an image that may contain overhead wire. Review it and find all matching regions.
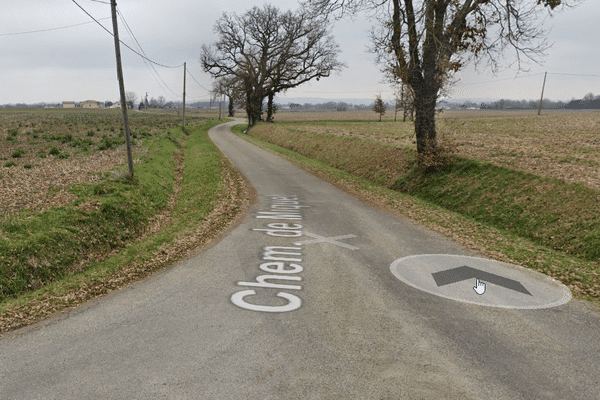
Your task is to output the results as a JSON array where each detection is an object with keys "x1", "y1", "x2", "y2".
[
  {"x1": 71, "y1": 0, "x2": 183, "y2": 69},
  {"x1": 116, "y1": 6, "x2": 179, "y2": 99},
  {"x1": 186, "y1": 69, "x2": 211, "y2": 93},
  {"x1": 452, "y1": 72, "x2": 546, "y2": 87},
  {"x1": 549, "y1": 72, "x2": 600, "y2": 78},
  {"x1": 0, "y1": 18, "x2": 111, "y2": 37}
]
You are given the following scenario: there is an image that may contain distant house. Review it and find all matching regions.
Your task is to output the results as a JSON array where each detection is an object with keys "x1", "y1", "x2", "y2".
[
  {"x1": 62, "y1": 101, "x2": 76, "y2": 109},
  {"x1": 80, "y1": 100, "x2": 103, "y2": 109}
]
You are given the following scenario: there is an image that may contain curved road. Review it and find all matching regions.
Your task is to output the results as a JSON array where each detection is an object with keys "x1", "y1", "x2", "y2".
[{"x1": 1, "y1": 120, "x2": 599, "y2": 399}]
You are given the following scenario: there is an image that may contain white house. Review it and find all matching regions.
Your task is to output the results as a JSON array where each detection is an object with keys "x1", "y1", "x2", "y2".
[{"x1": 62, "y1": 101, "x2": 76, "y2": 109}]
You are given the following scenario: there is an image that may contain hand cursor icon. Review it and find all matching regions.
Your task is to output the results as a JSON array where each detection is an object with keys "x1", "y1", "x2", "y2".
[{"x1": 474, "y1": 279, "x2": 486, "y2": 295}]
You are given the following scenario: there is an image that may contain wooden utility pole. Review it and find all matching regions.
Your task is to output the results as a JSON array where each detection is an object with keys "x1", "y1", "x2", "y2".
[
  {"x1": 110, "y1": 0, "x2": 134, "y2": 177},
  {"x1": 538, "y1": 71, "x2": 547, "y2": 116},
  {"x1": 182, "y1": 62, "x2": 187, "y2": 129}
]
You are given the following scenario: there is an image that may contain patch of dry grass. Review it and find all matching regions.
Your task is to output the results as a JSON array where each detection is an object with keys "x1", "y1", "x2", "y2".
[
  {"x1": 272, "y1": 109, "x2": 600, "y2": 191},
  {"x1": 0, "y1": 109, "x2": 207, "y2": 218}
]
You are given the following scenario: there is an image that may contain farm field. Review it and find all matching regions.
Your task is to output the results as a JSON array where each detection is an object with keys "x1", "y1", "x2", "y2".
[
  {"x1": 273, "y1": 109, "x2": 600, "y2": 191},
  {"x1": 0, "y1": 108, "x2": 205, "y2": 218}
]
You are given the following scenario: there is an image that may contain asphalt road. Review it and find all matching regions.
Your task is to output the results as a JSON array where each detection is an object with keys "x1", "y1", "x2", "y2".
[{"x1": 1, "y1": 120, "x2": 599, "y2": 399}]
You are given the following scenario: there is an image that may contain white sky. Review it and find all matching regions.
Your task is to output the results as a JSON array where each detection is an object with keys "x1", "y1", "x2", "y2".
[{"x1": 1, "y1": 0, "x2": 599, "y2": 105}]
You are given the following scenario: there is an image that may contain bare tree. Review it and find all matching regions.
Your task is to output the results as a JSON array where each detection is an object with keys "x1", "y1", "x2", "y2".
[
  {"x1": 201, "y1": 4, "x2": 344, "y2": 127},
  {"x1": 157, "y1": 95, "x2": 167, "y2": 109},
  {"x1": 263, "y1": 11, "x2": 345, "y2": 122},
  {"x1": 392, "y1": 80, "x2": 415, "y2": 122},
  {"x1": 125, "y1": 91, "x2": 137, "y2": 110},
  {"x1": 304, "y1": 0, "x2": 581, "y2": 167},
  {"x1": 212, "y1": 76, "x2": 244, "y2": 117},
  {"x1": 148, "y1": 97, "x2": 159, "y2": 109}
]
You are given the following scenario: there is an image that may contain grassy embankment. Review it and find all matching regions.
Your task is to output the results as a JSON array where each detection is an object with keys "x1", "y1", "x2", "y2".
[
  {"x1": 1, "y1": 119, "x2": 245, "y2": 332},
  {"x1": 233, "y1": 119, "x2": 600, "y2": 305}
]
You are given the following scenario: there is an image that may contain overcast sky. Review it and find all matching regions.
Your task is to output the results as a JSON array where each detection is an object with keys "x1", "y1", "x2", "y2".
[{"x1": 2, "y1": 0, "x2": 599, "y2": 105}]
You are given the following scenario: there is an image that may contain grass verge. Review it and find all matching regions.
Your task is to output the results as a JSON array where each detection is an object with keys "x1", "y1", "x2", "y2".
[
  {"x1": 0, "y1": 120, "x2": 249, "y2": 334},
  {"x1": 233, "y1": 123, "x2": 600, "y2": 307}
]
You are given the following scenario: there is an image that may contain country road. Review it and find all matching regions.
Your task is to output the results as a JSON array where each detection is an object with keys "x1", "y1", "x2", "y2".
[{"x1": 1, "y1": 120, "x2": 599, "y2": 399}]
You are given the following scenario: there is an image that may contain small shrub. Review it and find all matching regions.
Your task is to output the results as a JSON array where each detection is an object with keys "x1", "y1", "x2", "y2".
[
  {"x1": 57, "y1": 152, "x2": 69, "y2": 159},
  {"x1": 98, "y1": 136, "x2": 113, "y2": 150},
  {"x1": 38, "y1": 151, "x2": 47, "y2": 158},
  {"x1": 7, "y1": 128, "x2": 18, "y2": 136},
  {"x1": 4, "y1": 161, "x2": 17, "y2": 167},
  {"x1": 98, "y1": 135, "x2": 124, "y2": 150},
  {"x1": 87, "y1": 130, "x2": 95, "y2": 137},
  {"x1": 24, "y1": 163, "x2": 33, "y2": 169},
  {"x1": 49, "y1": 146, "x2": 61, "y2": 156},
  {"x1": 6, "y1": 136, "x2": 15, "y2": 142},
  {"x1": 12, "y1": 149, "x2": 26, "y2": 158},
  {"x1": 60, "y1": 133, "x2": 73, "y2": 143}
]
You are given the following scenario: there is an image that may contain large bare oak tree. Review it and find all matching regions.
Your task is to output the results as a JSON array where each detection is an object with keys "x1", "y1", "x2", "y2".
[
  {"x1": 303, "y1": 0, "x2": 580, "y2": 167},
  {"x1": 201, "y1": 4, "x2": 344, "y2": 127}
]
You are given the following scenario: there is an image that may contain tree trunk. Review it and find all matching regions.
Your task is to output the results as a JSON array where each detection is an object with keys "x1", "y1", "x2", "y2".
[
  {"x1": 266, "y1": 92, "x2": 275, "y2": 122},
  {"x1": 412, "y1": 84, "x2": 438, "y2": 156},
  {"x1": 245, "y1": 79, "x2": 263, "y2": 128},
  {"x1": 246, "y1": 97, "x2": 262, "y2": 127},
  {"x1": 228, "y1": 95, "x2": 235, "y2": 117}
]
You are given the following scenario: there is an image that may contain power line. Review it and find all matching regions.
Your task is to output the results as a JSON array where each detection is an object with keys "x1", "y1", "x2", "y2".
[
  {"x1": 186, "y1": 69, "x2": 211, "y2": 93},
  {"x1": 116, "y1": 7, "x2": 179, "y2": 98},
  {"x1": 0, "y1": 17, "x2": 111, "y2": 37},
  {"x1": 71, "y1": 0, "x2": 183, "y2": 69},
  {"x1": 549, "y1": 72, "x2": 600, "y2": 78},
  {"x1": 453, "y1": 73, "x2": 546, "y2": 87}
]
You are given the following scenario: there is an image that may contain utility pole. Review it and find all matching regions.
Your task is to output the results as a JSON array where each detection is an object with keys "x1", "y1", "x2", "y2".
[
  {"x1": 182, "y1": 62, "x2": 186, "y2": 130},
  {"x1": 537, "y1": 71, "x2": 547, "y2": 116},
  {"x1": 110, "y1": 0, "x2": 134, "y2": 177}
]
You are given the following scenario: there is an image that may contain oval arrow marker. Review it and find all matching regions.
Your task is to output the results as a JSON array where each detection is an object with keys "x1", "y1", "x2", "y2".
[
  {"x1": 390, "y1": 254, "x2": 571, "y2": 309},
  {"x1": 432, "y1": 265, "x2": 531, "y2": 296}
]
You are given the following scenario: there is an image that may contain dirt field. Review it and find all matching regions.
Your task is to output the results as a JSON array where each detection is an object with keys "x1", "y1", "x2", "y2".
[
  {"x1": 2, "y1": 108, "x2": 598, "y2": 220},
  {"x1": 0, "y1": 109, "x2": 200, "y2": 219},
  {"x1": 272, "y1": 109, "x2": 600, "y2": 191}
]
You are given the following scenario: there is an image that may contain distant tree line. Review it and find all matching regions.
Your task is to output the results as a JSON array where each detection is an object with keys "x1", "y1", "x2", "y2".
[
  {"x1": 443, "y1": 93, "x2": 600, "y2": 110},
  {"x1": 0, "y1": 102, "x2": 62, "y2": 109},
  {"x1": 444, "y1": 99, "x2": 568, "y2": 110},
  {"x1": 286, "y1": 101, "x2": 372, "y2": 111}
]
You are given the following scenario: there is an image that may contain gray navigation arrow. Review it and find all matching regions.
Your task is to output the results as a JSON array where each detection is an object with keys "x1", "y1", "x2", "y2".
[{"x1": 431, "y1": 265, "x2": 532, "y2": 296}]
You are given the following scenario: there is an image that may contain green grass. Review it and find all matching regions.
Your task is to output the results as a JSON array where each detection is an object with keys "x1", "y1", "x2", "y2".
[
  {"x1": 393, "y1": 158, "x2": 600, "y2": 260},
  {"x1": 11, "y1": 149, "x2": 25, "y2": 158},
  {"x1": 0, "y1": 119, "x2": 226, "y2": 305},
  {"x1": 237, "y1": 122, "x2": 600, "y2": 303}
]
